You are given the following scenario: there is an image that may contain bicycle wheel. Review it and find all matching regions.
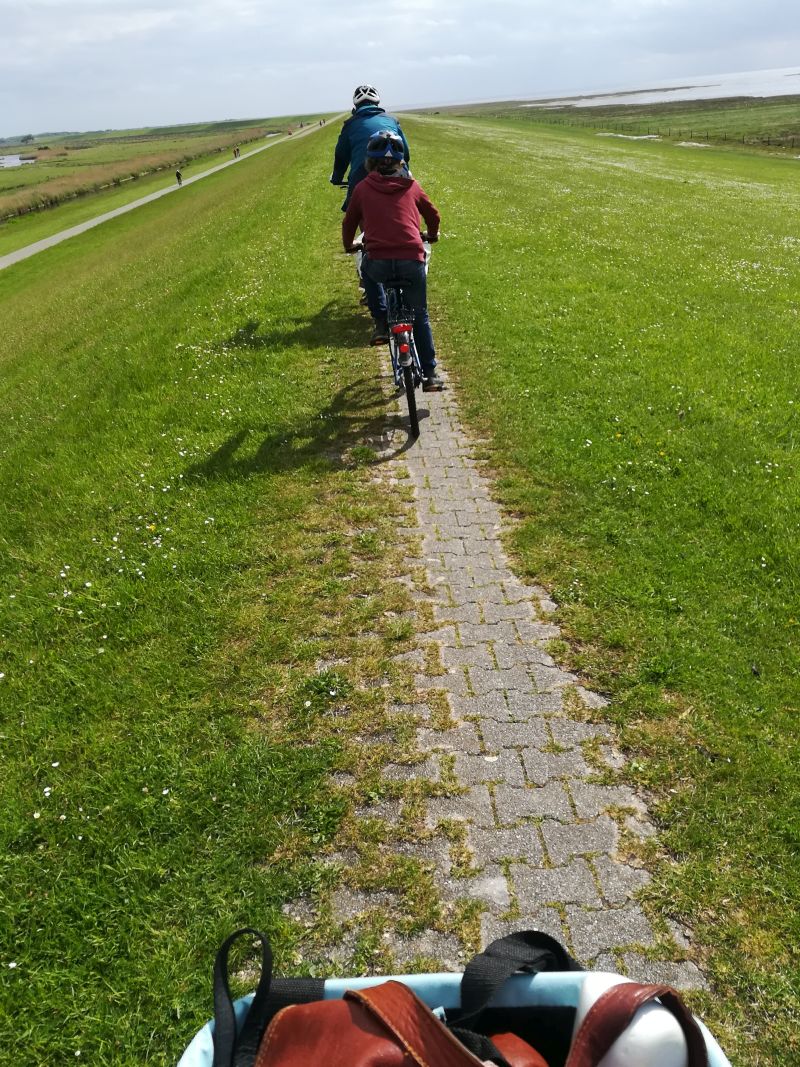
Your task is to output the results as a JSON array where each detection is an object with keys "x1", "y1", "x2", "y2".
[{"x1": 403, "y1": 363, "x2": 420, "y2": 438}]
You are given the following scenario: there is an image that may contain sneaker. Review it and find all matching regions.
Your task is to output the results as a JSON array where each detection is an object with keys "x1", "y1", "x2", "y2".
[
  {"x1": 370, "y1": 319, "x2": 389, "y2": 345},
  {"x1": 422, "y1": 375, "x2": 445, "y2": 391}
]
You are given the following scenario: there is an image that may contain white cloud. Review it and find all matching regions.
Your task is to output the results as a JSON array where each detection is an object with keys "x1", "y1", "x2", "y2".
[{"x1": 2, "y1": 0, "x2": 799, "y2": 132}]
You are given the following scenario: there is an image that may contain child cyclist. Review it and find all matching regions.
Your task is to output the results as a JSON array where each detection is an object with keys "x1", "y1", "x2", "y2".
[{"x1": 342, "y1": 131, "x2": 445, "y2": 391}]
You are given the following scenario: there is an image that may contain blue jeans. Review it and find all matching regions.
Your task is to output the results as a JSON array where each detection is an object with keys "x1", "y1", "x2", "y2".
[{"x1": 363, "y1": 257, "x2": 437, "y2": 377}]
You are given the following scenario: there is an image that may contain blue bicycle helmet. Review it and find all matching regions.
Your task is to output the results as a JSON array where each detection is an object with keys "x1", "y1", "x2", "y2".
[{"x1": 365, "y1": 130, "x2": 405, "y2": 161}]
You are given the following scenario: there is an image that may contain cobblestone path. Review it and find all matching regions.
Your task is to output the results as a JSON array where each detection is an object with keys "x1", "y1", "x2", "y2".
[{"x1": 369, "y1": 380, "x2": 705, "y2": 988}]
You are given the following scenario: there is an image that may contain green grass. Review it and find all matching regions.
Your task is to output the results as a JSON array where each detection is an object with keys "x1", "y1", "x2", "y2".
[
  {"x1": 0, "y1": 128, "x2": 432, "y2": 1064},
  {"x1": 0, "y1": 113, "x2": 331, "y2": 231},
  {"x1": 0, "y1": 134, "x2": 287, "y2": 257},
  {"x1": 403, "y1": 113, "x2": 799, "y2": 1064},
  {"x1": 4, "y1": 103, "x2": 800, "y2": 1067},
  {"x1": 423, "y1": 94, "x2": 800, "y2": 150}
]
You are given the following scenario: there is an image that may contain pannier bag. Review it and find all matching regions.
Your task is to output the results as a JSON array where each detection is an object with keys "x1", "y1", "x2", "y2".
[{"x1": 178, "y1": 928, "x2": 732, "y2": 1067}]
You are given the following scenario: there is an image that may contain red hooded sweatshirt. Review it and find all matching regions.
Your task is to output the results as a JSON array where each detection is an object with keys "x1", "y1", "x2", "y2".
[{"x1": 342, "y1": 172, "x2": 440, "y2": 262}]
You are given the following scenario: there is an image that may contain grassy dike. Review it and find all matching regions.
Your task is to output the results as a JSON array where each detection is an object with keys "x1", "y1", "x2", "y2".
[
  {"x1": 0, "y1": 128, "x2": 312, "y2": 259},
  {"x1": 0, "y1": 128, "x2": 427, "y2": 1064},
  {"x1": 404, "y1": 114, "x2": 799, "y2": 1064},
  {"x1": 3, "y1": 109, "x2": 798, "y2": 1066}
]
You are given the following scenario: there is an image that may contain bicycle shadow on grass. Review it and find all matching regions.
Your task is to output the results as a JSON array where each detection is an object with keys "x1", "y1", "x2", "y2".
[
  {"x1": 227, "y1": 301, "x2": 366, "y2": 352},
  {"x1": 185, "y1": 343, "x2": 427, "y2": 485}
]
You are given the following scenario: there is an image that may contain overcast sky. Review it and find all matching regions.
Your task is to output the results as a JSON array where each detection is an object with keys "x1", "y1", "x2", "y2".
[{"x1": 4, "y1": 0, "x2": 800, "y2": 135}]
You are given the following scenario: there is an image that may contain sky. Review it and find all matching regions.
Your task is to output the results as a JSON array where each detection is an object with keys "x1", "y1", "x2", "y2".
[{"x1": 4, "y1": 0, "x2": 800, "y2": 135}]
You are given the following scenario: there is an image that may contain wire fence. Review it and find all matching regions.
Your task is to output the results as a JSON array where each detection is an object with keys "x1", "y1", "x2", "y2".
[{"x1": 522, "y1": 115, "x2": 799, "y2": 149}]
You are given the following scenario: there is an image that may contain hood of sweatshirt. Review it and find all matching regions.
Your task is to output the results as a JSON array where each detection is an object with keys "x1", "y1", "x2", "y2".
[{"x1": 364, "y1": 171, "x2": 414, "y2": 195}]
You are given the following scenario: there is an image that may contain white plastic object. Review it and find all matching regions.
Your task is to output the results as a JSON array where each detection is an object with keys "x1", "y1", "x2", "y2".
[{"x1": 573, "y1": 973, "x2": 688, "y2": 1067}]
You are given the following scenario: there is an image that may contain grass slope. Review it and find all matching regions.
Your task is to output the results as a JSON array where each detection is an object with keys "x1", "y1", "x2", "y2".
[
  {"x1": 0, "y1": 114, "x2": 331, "y2": 250},
  {"x1": 3, "y1": 105, "x2": 799, "y2": 1067},
  {"x1": 0, "y1": 127, "x2": 420, "y2": 1064},
  {"x1": 404, "y1": 113, "x2": 799, "y2": 1064},
  {"x1": 427, "y1": 95, "x2": 800, "y2": 149}
]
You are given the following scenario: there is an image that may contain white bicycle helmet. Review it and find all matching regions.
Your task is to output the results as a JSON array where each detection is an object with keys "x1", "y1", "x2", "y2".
[{"x1": 353, "y1": 84, "x2": 380, "y2": 107}]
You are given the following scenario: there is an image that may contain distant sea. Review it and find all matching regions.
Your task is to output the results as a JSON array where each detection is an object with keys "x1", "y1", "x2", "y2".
[{"x1": 522, "y1": 67, "x2": 800, "y2": 108}]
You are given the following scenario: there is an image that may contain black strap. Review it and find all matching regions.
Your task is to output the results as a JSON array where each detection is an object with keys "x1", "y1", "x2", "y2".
[
  {"x1": 450, "y1": 1027, "x2": 512, "y2": 1066},
  {"x1": 212, "y1": 928, "x2": 273, "y2": 1067},
  {"x1": 459, "y1": 931, "x2": 583, "y2": 1024},
  {"x1": 211, "y1": 931, "x2": 327, "y2": 1067}
]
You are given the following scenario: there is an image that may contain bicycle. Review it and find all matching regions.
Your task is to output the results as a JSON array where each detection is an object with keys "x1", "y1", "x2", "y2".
[{"x1": 347, "y1": 233, "x2": 431, "y2": 439}]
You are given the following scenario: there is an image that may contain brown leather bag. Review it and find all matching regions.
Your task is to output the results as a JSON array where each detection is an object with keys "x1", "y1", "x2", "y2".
[{"x1": 254, "y1": 980, "x2": 548, "y2": 1067}]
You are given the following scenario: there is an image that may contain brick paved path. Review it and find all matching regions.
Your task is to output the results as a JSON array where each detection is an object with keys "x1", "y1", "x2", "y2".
[{"x1": 370, "y1": 379, "x2": 705, "y2": 988}]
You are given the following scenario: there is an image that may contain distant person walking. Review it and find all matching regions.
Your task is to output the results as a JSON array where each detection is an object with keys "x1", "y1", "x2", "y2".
[
  {"x1": 175, "y1": 169, "x2": 183, "y2": 187},
  {"x1": 329, "y1": 85, "x2": 410, "y2": 212}
]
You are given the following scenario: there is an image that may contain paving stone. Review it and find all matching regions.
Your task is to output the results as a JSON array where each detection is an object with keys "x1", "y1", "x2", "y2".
[
  {"x1": 621, "y1": 955, "x2": 708, "y2": 990},
  {"x1": 459, "y1": 621, "x2": 520, "y2": 646},
  {"x1": 468, "y1": 824, "x2": 542, "y2": 864},
  {"x1": 522, "y1": 748, "x2": 592, "y2": 785},
  {"x1": 529, "y1": 664, "x2": 580, "y2": 692},
  {"x1": 468, "y1": 665, "x2": 532, "y2": 695},
  {"x1": 624, "y1": 815, "x2": 658, "y2": 839},
  {"x1": 454, "y1": 750, "x2": 525, "y2": 786},
  {"x1": 392, "y1": 648, "x2": 426, "y2": 667},
  {"x1": 331, "y1": 887, "x2": 397, "y2": 922},
  {"x1": 382, "y1": 757, "x2": 440, "y2": 783},
  {"x1": 514, "y1": 620, "x2": 562, "y2": 644},
  {"x1": 437, "y1": 539, "x2": 467, "y2": 556},
  {"x1": 666, "y1": 920, "x2": 692, "y2": 950},
  {"x1": 570, "y1": 781, "x2": 646, "y2": 819},
  {"x1": 590, "y1": 953, "x2": 622, "y2": 972},
  {"x1": 549, "y1": 720, "x2": 612, "y2": 747},
  {"x1": 575, "y1": 686, "x2": 610, "y2": 710},
  {"x1": 443, "y1": 582, "x2": 485, "y2": 605},
  {"x1": 449, "y1": 691, "x2": 512, "y2": 722},
  {"x1": 506, "y1": 690, "x2": 565, "y2": 717},
  {"x1": 426, "y1": 785, "x2": 495, "y2": 829},
  {"x1": 474, "y1": 564, "x2": 516, "y2": 588},
  {"x1": 594, "y1": 739, "x2": 626, "y2": 768},
  {"x1": 481, "y1": 718, "x2": 549, "y2": 750},
  {"x1": 514, "y1": 859, "x2": 600, "y2": 906},
  {"x1": 567, "y1": 905, "x2": 655, "y2": 959},
  {"x1": 330, "y1": 771, "x2": 357, "y2": 788},
  {"x1": 494, "y1": 782, "x2": 573, "y2": 823},
  {"x1": 433, "y1": 602, "x2": 483, "y2": 625},
  {"x1": 481, "y1": 910, "x2": 564, "y2": 948},
  {"x1": 385, "y1": 931, "x2": 466, "y2": 970},
  {"x1": 501, "y1": 580, "x2": 536, "y2": 604},
  {"x1": 353, "y1": 798, "x2": 403, "y2": 823},
  {"x1": 421, "y1": 625, "x2": 459, "y2": 645},
  {"x1": 417, "y1": 722, "x2": 482, "y2": 754},
  {"x1": 390, "y1": 837, "x2": 453, "y2": 872},
  {"x1": 444, "y1": 552, "x2": 500, "y2": 574},
  {"x1": 441, "y1": 643, "x2": 495, "y2": 670},
  {"x1": 493, "y1": 642, "x2": 552, "y2": 669},
  {"x1": 380, "y1": 382, "x2": 709, "y2": 992},
  {"x1": 593, "y1": 855, "x2": 651, "y2": 904},
  {"x1": 483, "y1": 601, "x2": 537, "y2": 623},
  {"x1": 541, "y1": 817, "x2": 619, "y2": 865},
  {"x1": 414, "y1": 670, "x2": 469, "y2": 695},
  {"x1": 441, "y1": 867, "x2": 510, "y2": 910}
]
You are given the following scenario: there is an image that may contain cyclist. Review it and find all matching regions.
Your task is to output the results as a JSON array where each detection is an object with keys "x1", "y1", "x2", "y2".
[
  {"x1": 329, "y1": 85, "x2": 410, "y2": 211},
  {"x1": 342, "y1": 131, "x2": 444, "y2": 391}
]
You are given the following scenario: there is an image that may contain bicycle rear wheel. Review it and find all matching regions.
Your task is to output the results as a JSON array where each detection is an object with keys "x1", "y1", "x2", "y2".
[{"x1": 403, "y1": 364, "x2": 420, "y2": 438}]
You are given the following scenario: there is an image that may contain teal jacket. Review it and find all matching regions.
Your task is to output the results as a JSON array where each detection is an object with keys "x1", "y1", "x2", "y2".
[{"x1": 330, "y1": 105, "x2": 410, "y2": 208}]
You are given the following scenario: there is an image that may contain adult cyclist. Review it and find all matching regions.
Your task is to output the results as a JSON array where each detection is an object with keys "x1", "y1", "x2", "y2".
[{"x1": 329, "y1": 85, "x2": 410, "y2": 211}]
